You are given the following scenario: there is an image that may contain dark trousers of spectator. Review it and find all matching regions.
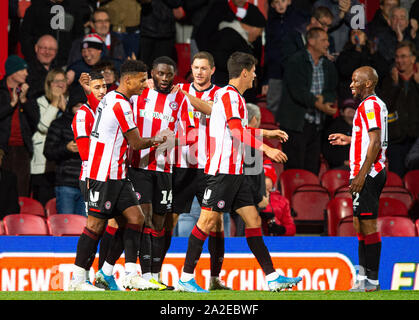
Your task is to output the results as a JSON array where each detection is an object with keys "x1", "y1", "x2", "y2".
[
  {"x1": 31, "y1": 172, "x2": 56, "y2": 206},
  {"x1": 140, "y1": 36, "x2": 177, "y2": 71},
  {"x1": 2, "y1": 146, "x2": 31, "y2": 197},
  {"x1": 282, "y1": 122, "x2": 321, "y2": 175},
  {"x1": 387, "y1": 138, "x2": 415, "y2": 178}
]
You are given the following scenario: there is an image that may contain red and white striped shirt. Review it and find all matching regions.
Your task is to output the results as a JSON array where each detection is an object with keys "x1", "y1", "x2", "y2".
[
  {"x1": 72, "y1": 103, "x2": 95, "y2": 181},
  {"x1": 205, "y1": 85, "x2": 248, "y2": 176},
  {"x1": 175, "y1": 83, "x2": 220, "y2": 169},
  {"x1": 130, "y1": 88, "x2": 194, "y2": 173},
  {"x1": 350, "y1": 94, "x2": 388, "y2": 179},
  {"x1": 86, "y1": 90, "x2": 137, "y2": 182}
]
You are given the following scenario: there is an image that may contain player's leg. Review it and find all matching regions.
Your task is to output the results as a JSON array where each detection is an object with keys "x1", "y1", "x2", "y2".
[
  {"x1": 70, "y1": 214, "x2": 107, "y2": 291},
  {"x1": 235, "y1": 205, "x2": 302, "y2": 291},
  {"x1": 98, "y1": 218, "x2": 119, "y2": 270},
  {"x1": 350, "y1": 216, "x2": 367, "y2": 291},
  {"x1": 139, "y1": 203, "x2": 153, "y2": 281}
]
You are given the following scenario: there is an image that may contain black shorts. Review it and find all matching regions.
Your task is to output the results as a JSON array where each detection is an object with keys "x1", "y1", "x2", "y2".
[
  {"x1": 172, "y1": 167, "x2": 207, "y2": 213},
  {"x1": 201, "y1": 173, "x2": 255, "y2": 213},
  {"x1": 86, "y1": 178, "x2": 139, "y2": 219},
  {"x1": 351, "y1": 169, "x2": 386, "y2": 220},
  {"x1": 79, "y1": 179, "x2": 88, "y2": 202},
  {"x1": 128, "y1": 167, "x2": 172, "y2": 215}
]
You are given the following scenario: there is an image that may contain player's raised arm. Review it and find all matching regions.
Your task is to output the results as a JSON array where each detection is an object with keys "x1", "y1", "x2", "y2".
[{"x1": 180, "y1": 88, "x2": 213, "y2": 115}]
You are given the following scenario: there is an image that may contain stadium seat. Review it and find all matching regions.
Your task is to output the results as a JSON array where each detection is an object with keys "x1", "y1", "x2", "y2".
[
  {"x1": 320, "y1": 169, "x2": 350, "y2": 196},
  {"x1": 385, "y1": 171, "x2": 404, "y2": 187},
  {"x1": 416, "y1": 219, "x2": 419, "y2": 236},
  {"x1": 175, "y1": 43, "x2": 191, "y2": 79},
  {"x1": 291, "y1": 185, "x2": 330, "y2": 222},
  {"x1": 403, "y1": 170, "x2": 419, "y2": 200},
  {"x1": 3, "y1": 214, "x2": 49, "y2": 235},
  {"x1": 47, "y1": 214, "x2": 87, "y2": 236},
  {"x1": 326, "y1": 198, "x2": 353, "y2": 236},
  {"x1": 18, "y1": 197, "x2": 45, "y2": 217},
  {"x1": 378, "y1": 197, "x2": 408, "y2": 217},
  {"x1": 380, "y1": 186, "x2": 414, "y2": 209},
  {"x1": 279, "y1": 169, "x2": 320, "y2": 203},
  {"x1": 259, "y1": 107, "x2": 277, "y2": 126},
  {"x1": 377, "y1": 216, "x2": 417, "y2": 237},
  {"x1": 45, "y1": 198, "x2": 57, "y2": 217},
  {"x1": 0, "y1": 221, "x2": 4, "y2": 235},
  {"x1": 333, "y1": 186, "x2": 352, "y2": 200},
  {"x1": 336, "y1": 216, "x2": 356, "y2": 236}
]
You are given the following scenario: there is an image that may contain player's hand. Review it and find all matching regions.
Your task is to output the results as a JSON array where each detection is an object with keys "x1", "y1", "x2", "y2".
[
  {"x1": 266, "y1": 129, "x2": 288, "y2": 142},
  {"x1": 146, "y1": 78, "x2": 154, "y2": 89},
  {"x1": 79, "y1": 72, "x2": 91, "y2": 95},
  {"x1": 155, "y1": 128, "x2": 175, "y2": 151},
  {"x1": 263, "y1": 145, "x2": 288, "y2": 163},
  {"x1": 328, "y1": 133, "x2": 351, "y2": 145},
  {"x1": 349, "y1": 174, "x2": 365, "y2": 195}
]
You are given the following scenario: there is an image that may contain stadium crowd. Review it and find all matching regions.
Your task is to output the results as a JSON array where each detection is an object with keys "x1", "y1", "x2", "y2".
[{"x1": 1, "y1": 0, "x2": 419, "y2": 241}]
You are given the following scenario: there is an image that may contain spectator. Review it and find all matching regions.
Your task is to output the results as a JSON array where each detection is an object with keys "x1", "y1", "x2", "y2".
[
  {"x1": 139, "y1": 0, "x2": 183, "y2": 69},
  {"x1": 367, "y1": 0, "x2": 399, "y2": 40},
  {"x1": 335, "y1": 29, "x2": 388, "y2": 104},
  {"x1": 322, "y1": 98, "x2": 355, "y2": 170},
  {"x1": 19, "y1": 0, "x2": 90, "y2": 68},
  {"x1": 92, "y1": 59, "x2": 119, "y2": 91},
  {"x1": 207, "y1": 3, "x2": 266, "y2": 92},
  {"x1": 101, "y1": 0, "x2": 141, "y2": 58},
  {"x1": 44, "y1": 86, "x2": 86, "y2": 216},
  {"x1": 277, "y1": 27, "x2": 338, "y2": 175},
  {"x1": 26, "y1": 34, "x2": 59, "y2": 100},
  {"x1": 30, "y1": 69, "x2": 68, "y2": 206},
  {"x1": 376, "y1": 6, "x2": 419, "y2": 64},
  {"x1": 0, "y1": 55, "x2": 39, "y2": 197},
  {"x1": 280, "y1": 6, "x2": 335, "y2": 65},
  {"x1": 379, "y1": 40, "x2": 419, "y2": 177},
  {"x1": 405, "y1": 136, "x2": 419, "y2": 169},
  {"x1": 0, "y1": 149, "x2": 20, "y2": 219},
  {"x1": 67, "y1": 7, "x2": 125, "y2": 66},
  {"x1": 260, "y1": 160, "x2": 296, "y2": 236},
  {"x1": 66, "y1": 33, "x2": 117, "y2": 87},
  {"x1": 263, "y1": 0, "x2": 307, "y2": 115},
  {"x1": 314, "y1": 0, "x2": 362, "y2": 54},
  {"x1": 195, "y1": 0, "x2": 263, "y2": 52}
]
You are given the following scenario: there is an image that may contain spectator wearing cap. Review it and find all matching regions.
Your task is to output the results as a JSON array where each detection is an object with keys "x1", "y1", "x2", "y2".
[
  {"x1": 0, "y1": 55, "x2": 39, "y2": 197},
  {"x1": 66, "y1": 33, "x2": 119, "y2": 87},
  {"x1": 322, "y1": 98, "x2": 355, "y2": 170},
  {"x1": 259, "y1": 159, "x2": 296, "y2": 236},
  {"x1": 207, "y1": 3, "x2": 266, "y2": 96},
  {"x1": 67, "y1": 8, "x2": 126, "y2": 66},
  {"x1": 44, "y1": 86, "x2": 86, "y2": 216}
]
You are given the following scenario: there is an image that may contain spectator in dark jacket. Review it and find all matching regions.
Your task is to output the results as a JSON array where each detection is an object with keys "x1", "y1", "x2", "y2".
[
  {"x1": 44, "y1": 86, "x2": 86, "y2": 216},
  {"x1": 0, "y1": 150, "x2": 20, "y2": 219},
  {"x1": 405, "y1": 136, "x2": 419, "y2": 170},
  {"x1": 367, "y1": 0, "x2": 399, "y2": 40},
  {"x1": 0, "y1": 55, "x2": 39, "y2": 197}
]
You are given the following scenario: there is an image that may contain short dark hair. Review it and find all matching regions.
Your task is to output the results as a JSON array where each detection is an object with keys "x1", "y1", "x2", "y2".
[
  {"x1": 89, "y1": 70, "x2": 104, "y2": 81},
  {"x1": 92, "y1": 8, "x2": 109, "y2": 22},
  {"x1": 119, "y1": 59, "x2": 148, "y2": 78},
  {"x1": 312, "y1": 6, "x2": 333, "y2": 20},
  {"x1": 227, "y1": 52, "x2": 257, "y2": 79},
  {"x1": 396, "y1": 40, "x2": 417, "y2": 57},
  {"x1": 152, "y1": 56, "x2": 177, "y2": 71},
  {"x1": 306, "y1": 27, "x2": 327, "y2": 41},
  {"x1": 192, "y1": 51, "x2": 215, "y2": 68}
]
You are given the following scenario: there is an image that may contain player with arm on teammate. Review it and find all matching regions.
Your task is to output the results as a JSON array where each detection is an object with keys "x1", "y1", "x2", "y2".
[
  {"x1": 329, "y1": 66, "x2": 387, "y2": 292},
  {"x1": 129, "y1": 56, "x2": 194, "y2": 290},
  {"x1": 177, "y1": 52, "x2": 302, "y2": 293},
  {"x1": 69, "y1": 60, "x2": 167, "y2": 291}
]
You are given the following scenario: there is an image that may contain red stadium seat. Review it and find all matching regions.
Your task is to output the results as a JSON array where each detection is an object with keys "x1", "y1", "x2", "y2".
[
  {"x1": 291, "y1": 185, "x2": 330, "y2": 222},
  {"x1": 416, "y1": 219, "x2": 419, "y2": 236},
  {"x1": 175, "y1": 43, "x2": 191, "y2": 79},
  {"x1": 320, "y1": 169, "x2": 350, "y2": 196},
  {"x1": 385, "y1": 171, "x2": 404, "y2": 187},
  {"x1": 377, "y1": 216, "x2": 417, "y2": 237},
  {"x1": 378, "y1": 197, "x2": 408, "y2": 217},
  {"x1": 403, "y1": 170, "x2": 419, "y2": 200},
  {"x1": 0, "y1": 221, "x2": 4, "y2": 235},
  {"x1": 18, "y1": 197, "x2": 45, "y2": 217},
  {"x1": 47, "y1": 214, "x2": 87, "y2": 236},
  {"x1": 326, "y1": 198, "x2": 353, "y2": 236},
  {"x1": 336, "y1": 216, "x2": 356, "y2": 236},
  {"x1": 279, "y1": 169, "x2": 320, "y2": 203},
  {"x1": 45, "y1": 198, "x2": 57, "y2": 217},
  {"x1": 259, "y1": 107, "x2": 277, "y2": 126},
  {"x1": 380, "y1": 186, "x2": 414, "y2": 209},
  {"x1": 3, "y1": 214, "x2": 49, "y2": 235},
  {"x1": 333, "y1": 186, "x2": 352, "y2": 200}
]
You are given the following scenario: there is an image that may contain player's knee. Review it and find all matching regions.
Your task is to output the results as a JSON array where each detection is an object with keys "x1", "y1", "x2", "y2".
[{"x1": 86, "y1": 216, "x2": 107, "y2": 235}]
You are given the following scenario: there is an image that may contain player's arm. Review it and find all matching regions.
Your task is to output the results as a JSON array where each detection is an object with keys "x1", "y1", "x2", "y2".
[
  {"x1": 349, "y1": 129, "x2": 382, "y2": 194},
  {"x1": 328, "y1": 133, "x2": 352, "y2": 145},
  {"x1": 259, "y1": 128, "x2": 288, "y2": 143},
  {"x1": 124, "y1": 128, "x2": 165, "y2": 151},
  {"x1": 74, "y1": 136, "x2": 89, "y2": 160},
  {"x1": 180, "y1": 88, "x2": 213, "y2": 115},
  {"x1": 228, "y1": 118, "x2": 288, "y2": 163}
]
